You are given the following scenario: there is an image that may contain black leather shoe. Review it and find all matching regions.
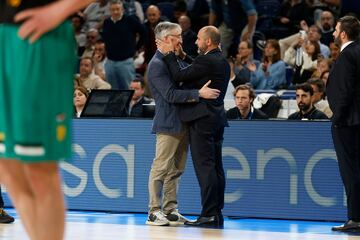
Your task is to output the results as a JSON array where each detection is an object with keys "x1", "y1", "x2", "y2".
[
  {"x1": 332, "y1": 220, "x2": 360, "y2": 232},
  {"x1": 184, "y1": 215, "x2": 224, "y2": 228}
]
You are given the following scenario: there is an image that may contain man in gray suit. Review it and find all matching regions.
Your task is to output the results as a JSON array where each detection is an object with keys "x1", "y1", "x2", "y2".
[{"x1": 146, "y1": 22, "x2": 220, "y2": 226}]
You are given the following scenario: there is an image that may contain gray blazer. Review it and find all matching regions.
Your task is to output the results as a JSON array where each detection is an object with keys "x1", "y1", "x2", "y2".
[{"x1": 148, "y1": 50, "x2": 199, "y2": 134}]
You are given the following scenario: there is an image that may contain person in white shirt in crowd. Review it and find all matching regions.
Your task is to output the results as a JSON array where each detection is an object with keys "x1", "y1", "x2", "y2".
[
  {"x1": 284, "y1": 38, "x2": 320, "y2": 84},
  {"x1": 280, "y1": 22, "x2": 330, "y2": 59},
  {"x1": 82, "y1": 28, "x2": 100, "y2": 58},
  {"x1": 76, "y1": 57, "x2": 111, "y2": 90},
  {"x1": 312, "y1": 57, "x2": 330, "y2": 79},
  {"x1": 92, "y1": 40, "x2": 107, "y2": 80},
  {"x1": 82, "y1": 0, "x2": 110, "y2": 32},
  {"x1": 308, "y1": 77, "x2": 332, "y2": 118}
]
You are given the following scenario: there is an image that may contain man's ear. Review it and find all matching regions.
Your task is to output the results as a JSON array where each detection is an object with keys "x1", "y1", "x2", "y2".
[
  {"x1": 206, "y1": 38, "x2": 212, "y2": 46},
  {"x1": 340, "y1": 31, "x2": 347, "y2": 40}
]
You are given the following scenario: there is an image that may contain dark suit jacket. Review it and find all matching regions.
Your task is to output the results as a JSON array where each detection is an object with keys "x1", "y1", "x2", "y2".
[
  {"x1": 287, "y1": 107, "x2": 328, "y2": 120},
  {"x1": 163, "y1": 48, "x2": 230, "y2": 123},
  {"x1": 147, "y1": 50, "x2": 200, "y2": 134},
  {"x1": 226, "y1": 107, "x2": 268, "y2": 120},
  {"x1": 326, "y1": 41, "x2": 360, "y2": 126},
  {"x1": 129, "y1": 97, "x2": 152, "y2": 118},
  {"x1": 182, "y1": 29, "x2": 198, "y2": 58}
]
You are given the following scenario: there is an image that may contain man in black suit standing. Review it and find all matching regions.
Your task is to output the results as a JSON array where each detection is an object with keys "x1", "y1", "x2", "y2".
[
  {"x1": 160, "y1": 26, "x2": 230, "y2": 228},
  {"x1": 327, "y1": 15, "x2": 360, "y2": 233}
]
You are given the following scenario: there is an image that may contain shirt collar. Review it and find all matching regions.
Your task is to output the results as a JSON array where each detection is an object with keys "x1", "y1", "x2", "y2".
[
  {"x1": 341, "y1": 41, "x2": 354, "y2": 52},
  {"x1": 111, "y1": 16, "x2": 123, "y2": 23},
  {"x1": 238, "y1": 106, "x2": 254, "y2": 119}
]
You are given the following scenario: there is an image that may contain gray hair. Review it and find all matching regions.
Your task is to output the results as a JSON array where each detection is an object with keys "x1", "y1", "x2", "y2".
[{"x1": 154, "y1": 21, "x2": 181, "y2": 40}]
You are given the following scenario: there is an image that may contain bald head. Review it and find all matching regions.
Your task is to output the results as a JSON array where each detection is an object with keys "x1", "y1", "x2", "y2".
[
  {"x1": 146, "y1": 5, "x2": 161, "y2": 25},
  {"x1": 200, "y1": 26, "x2": 220, "y2": 46},
  {"x1": 196, "y1": 26, "x2": 220, "y2": 54}
]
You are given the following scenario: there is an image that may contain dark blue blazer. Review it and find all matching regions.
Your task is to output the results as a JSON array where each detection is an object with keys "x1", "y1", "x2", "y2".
[{"x1": 147, "y1": 50, "x2": 200, "y2": 134}]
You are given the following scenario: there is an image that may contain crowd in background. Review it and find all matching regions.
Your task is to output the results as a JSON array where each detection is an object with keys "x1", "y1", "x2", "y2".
[{"x1": 71, "y1": 0, "x2": 360, "y2": 120}]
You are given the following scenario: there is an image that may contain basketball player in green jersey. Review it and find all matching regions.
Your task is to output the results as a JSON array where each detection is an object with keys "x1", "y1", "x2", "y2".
[{"x1": 0, "y1": 0, "x2": 93, "y2": 239}]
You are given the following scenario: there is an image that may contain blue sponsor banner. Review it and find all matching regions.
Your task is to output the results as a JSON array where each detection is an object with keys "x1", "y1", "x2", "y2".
[{"x1": 3, "y1": 119, "x2": 346, "y2": 221}]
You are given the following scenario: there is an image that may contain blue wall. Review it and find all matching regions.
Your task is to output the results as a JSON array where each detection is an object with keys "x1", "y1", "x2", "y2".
[{"x1": 3, "y1": 119, "x2": 347, "y2": 221}]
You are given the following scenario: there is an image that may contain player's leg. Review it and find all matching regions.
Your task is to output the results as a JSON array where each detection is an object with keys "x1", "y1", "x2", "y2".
[
  {"x1": 0, "y1": 160, "x2": 37, "y2": 239},
  {"x1": 25, "y1": 162, "x2": 65, "y2": 240}
]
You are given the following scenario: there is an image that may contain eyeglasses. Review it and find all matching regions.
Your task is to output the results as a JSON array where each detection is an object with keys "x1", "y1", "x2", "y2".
[{"x1": 168, "y1": 34, "x2": 182, "y2": 39}]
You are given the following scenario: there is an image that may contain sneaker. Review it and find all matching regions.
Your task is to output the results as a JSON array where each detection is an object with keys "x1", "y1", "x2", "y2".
[
  {"x1": 0, "y1": 209, "x2": 14, "y2": 224},
  {"x1": 146, "y1": 210, "x2": 170, "y2": 226},
  {"x1": 166, "y1": 210, "x2": 189, "y2": 226}
]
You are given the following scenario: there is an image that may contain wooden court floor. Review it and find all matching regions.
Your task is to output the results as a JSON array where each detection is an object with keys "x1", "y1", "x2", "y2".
[{"x1": 0, "y1": 209, "x2": 359, "y2": 240}]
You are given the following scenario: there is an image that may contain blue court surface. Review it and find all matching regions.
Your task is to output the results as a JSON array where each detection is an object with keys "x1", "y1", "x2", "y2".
[{"x1": 1, "y1": 208, "x2": 359, "y2": 240}]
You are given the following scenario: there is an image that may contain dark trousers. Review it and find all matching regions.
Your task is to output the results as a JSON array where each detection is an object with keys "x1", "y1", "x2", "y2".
[
  {"x1": 188, "y1": 114, "x2": 225, "y2": 217},
  {"x1": 0, "y1": 186, "x2": 4, "y2": 208},
  {"x1": 332, "y1": 124, "x2": 360, "y2": 220}
]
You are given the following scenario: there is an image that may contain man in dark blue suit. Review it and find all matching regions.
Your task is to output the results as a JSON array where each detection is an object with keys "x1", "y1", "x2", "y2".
[
  {"x1": 327, "y1": 15, "x2": 360, "y2": 232},
  {"x1": 146, "y1": 22, "x2": 220, "y2": 226},
  {"x1": 160, "y1": 26, "x2": 230, "y2": 228}
]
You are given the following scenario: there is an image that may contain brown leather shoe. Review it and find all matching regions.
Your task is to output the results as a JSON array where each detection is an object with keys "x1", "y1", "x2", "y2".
[{"x1": 332, "y1": 220, "x2": 360, "y2": 232}]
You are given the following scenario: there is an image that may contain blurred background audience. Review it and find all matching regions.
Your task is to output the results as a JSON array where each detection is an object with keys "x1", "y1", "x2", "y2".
[{"x1": 70, "y1": 0, "x2": 351, "y2": 119}]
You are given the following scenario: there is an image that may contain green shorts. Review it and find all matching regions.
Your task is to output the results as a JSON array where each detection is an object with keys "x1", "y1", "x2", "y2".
[{"x1": 0, "y1": 22, "x2": 76, "y2": 162}]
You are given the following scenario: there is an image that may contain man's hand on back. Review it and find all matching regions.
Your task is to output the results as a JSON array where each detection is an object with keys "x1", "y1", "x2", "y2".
[{"x1": 199, "y1": 80, "x2": 220, "y2": 99}]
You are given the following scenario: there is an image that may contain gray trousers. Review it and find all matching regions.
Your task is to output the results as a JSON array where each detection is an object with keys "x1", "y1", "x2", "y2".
[{"x1": 148, "y1": 130, "x2": 188, "y2": 214}]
